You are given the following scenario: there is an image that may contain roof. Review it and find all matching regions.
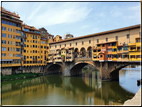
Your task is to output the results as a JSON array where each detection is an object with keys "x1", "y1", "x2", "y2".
[
  {"x1": 56, "y1": 35, "x2": 62, "y2": 38},
  {"x1": 50, "y1": 24, "x2": 140, "y2": 44},
  {"x1": 39, "y1": 27, "x2": 47, "y2": 32},
  {"x1": 22, "y1": 24, "x2": 39, "y2": 31},
  {"x1": 1, "y1": 7, "x2": 20, "y2": 18}
]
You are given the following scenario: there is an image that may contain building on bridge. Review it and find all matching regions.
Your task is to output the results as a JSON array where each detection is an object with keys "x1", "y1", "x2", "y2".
[{"x1": 49, "y1": 24, "x2": 141, "y2": 63}]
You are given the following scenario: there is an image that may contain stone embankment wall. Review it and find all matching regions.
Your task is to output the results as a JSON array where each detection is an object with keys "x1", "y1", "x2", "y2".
[
  {"x1": 2, "y1": 66, "x2": 45, "y2": 75},
  {"x1": 123, "y1": 88, "x2": 141, "y2": 106}
]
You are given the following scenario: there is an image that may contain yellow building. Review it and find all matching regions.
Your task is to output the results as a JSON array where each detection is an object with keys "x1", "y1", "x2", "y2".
[
  {"x1": 128, "y1": 37, "x2": 141, "y2": 61},
  {"x1": 21, "y1": 24, "x2": 48, "y2": 66},
  {"x1": 1, "y1": 7, "x2": 23, "y2": 75}
]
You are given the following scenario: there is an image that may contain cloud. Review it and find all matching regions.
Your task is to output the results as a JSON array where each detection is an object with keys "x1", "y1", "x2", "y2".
[{"x1": 17, "y1": 2, "x2": 92, "y2": 27}]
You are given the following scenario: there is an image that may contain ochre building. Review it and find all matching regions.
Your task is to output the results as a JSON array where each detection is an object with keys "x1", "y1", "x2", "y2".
[{"x1": 49, "y1": 24, "x2": 141, "y2": 63}]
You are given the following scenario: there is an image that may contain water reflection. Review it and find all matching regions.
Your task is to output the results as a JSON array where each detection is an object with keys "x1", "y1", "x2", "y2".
[{"x1": 2, "y1": 69, "x2": 136, "y2": 105}]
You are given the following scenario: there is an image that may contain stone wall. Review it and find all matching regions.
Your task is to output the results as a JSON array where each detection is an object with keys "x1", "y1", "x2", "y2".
[
  {"x1": 22, "y1": 66, "x2": 45, "y2": 73},
  {"x1": 2, "y1": 68, "x2": 12, "y2": 75}
]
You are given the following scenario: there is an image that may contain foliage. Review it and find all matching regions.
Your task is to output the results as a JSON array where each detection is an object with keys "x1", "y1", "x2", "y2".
[{"x1": 1, "y1": 72, "x2": 41, "y2": 81}]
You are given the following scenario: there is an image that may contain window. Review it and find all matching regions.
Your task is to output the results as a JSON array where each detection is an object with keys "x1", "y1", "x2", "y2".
[
  {"x1": 2, "y1": 53, "x2": 6, "y2": 57},
  {"x1": 2, "y1": 47, "x2": 6, "y2": 51},
  {"x1": 8, "y1": 34, "x2": 9, "y2": 38},
  {"x1": 2, "y1": 40, "x2": 6, "y2": 44},
  {"x1": 65, "y1": 44, "x2": 66, "y2": 47},
  {"x1": 107, "y1": 49, "x2": 111, "y2": 52},
  {"x1": 108, "y1": 43, "x2": 111, "y2": 46},
  {"x1": 76, "y1": 42, "x2": 77, "y2": 45},
  {"x1": 97, "y1": 39, "x2": 99, "y2": 43},
  {"x1": 11, "y1": 35, "x2": 12, "y2": 38},
  {"x1": 27, "y1": 45, "x2": 29, "y2": 47},
  {"x1": 70, "y1": 43, "x2": 71, "y2": 46},
  {"x1": 11, "y1": 28, "x2": 12, "y2": 32},
  {"x1": 2, "y1": 26, "x2": 6, "y2": 31},
  {"x1": 89, "y1": 40, "x2": 91, "y2": 44},
  {"x1": 123, "y1": 47, "x2": 128, "y2": 50},
  {"x1": 41, "y1": 46, "x2": 43, "y2": 48},
  {"x1": 2, "y1": 33, "x2": 6, "y2": 38},
  {"x1": 10, "y1": 54, "x2": 12, "y2": 57},
  {"x1": 13, "y1": 42, "x2": 15, "y2": 45},
  {"x1": 8, "y1": 47, "x2": 9, "y2": 51},
  {"x1": 127, "y1": 34, "x2": 129, "y2": 39},
  {"x1": 8, "y1": 41, "x2": 9, "y2": 44},
  {"x1": 8, "y1": 28, "x2": 10, "y2": 31},
  {"x1": 106, "y1": 38, "x2": 108, "y2": 42},
  {"x1": 116, "y1": 36, "x2": 118, "y2": 40},
  {"x1": 11, "y1": 48, "x2": 12, "y2": 51},
  {"x1": 82, "y1": 41, "x2": 84, "y2": 45},
  {"x1": 11, "y1": 41, "x2": 12, "y2": 45}
]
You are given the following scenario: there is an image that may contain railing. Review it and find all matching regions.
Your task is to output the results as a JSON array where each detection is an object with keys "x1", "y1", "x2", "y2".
[{"x1": 75, "y1": 57, "x2": 92, "y2": 62}]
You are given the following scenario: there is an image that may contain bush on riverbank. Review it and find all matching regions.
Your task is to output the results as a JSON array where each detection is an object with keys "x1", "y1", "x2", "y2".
[{"x1": 1, "y1": 73, "x2": 42, "y2": 81}]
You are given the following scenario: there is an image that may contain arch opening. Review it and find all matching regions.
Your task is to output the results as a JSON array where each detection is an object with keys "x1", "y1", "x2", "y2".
[
  {"x1": 87, "y1": 46, "x2": 92, "y2": 58},
  {"x1": 74, "y1": 48, "x2": 79, "y2": 58},
  {"x1": 70, "y1": 62, "x2": 99, "y2": 77},
  {"x1": 80, "y1": 47, "x2": 86, "y2": 58},
  {"x1": 46, "y1": 64, "x2": 62, "y2": 75}
]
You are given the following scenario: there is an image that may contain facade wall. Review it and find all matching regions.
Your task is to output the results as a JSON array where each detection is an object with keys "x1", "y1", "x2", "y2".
[
  {"x1": 1, "y1": 9, "x2": 22, "y2": 68},
  {"x1": 49, "y1": 27, "x2": 141, "y2": 62}
]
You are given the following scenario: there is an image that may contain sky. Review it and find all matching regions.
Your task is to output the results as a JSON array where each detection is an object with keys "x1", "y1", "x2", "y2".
[{"x1": 2, "y1": 2, "x2": 140, "y2": 38}]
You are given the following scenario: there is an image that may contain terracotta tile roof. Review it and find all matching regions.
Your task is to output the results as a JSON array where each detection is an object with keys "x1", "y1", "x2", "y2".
[
  {"x1": 1, "y1": 7, "x2": 20, "y2": 18},
  {"x1": 22, "y1": 24, "x2": 39, "y2": 31},
  {"x1": 50, "y1": 24, "x2": 140, "y2": 44}
]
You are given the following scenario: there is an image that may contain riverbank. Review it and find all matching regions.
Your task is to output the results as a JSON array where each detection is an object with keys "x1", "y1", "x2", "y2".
[
  {"x1": 123, "y1": 87, "x2": 141, "y2": 106},
  {"x1": 1, "y1": 73, "x2": 42, "y2": 81}
]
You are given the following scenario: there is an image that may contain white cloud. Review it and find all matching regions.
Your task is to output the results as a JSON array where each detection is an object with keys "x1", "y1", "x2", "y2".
[{"x1": 8, "y1": 2, "x2": 92, "y2": 28}]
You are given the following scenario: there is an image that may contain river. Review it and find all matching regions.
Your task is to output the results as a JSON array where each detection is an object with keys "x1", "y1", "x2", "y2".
[{"x1": 1, "y1": 65, "x2": 141, "y2": 105}]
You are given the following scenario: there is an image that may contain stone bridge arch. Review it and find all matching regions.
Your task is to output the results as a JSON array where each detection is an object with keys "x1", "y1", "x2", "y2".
[
  {"x1": 70, "y1": 61, "x2": 99, "y2": 76},
  {"x1": 44, "y1": 63, "x2": 63, "y2": 75}
]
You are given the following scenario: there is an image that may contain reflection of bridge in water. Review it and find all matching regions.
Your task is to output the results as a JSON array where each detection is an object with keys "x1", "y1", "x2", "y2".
[{"x1": 2, "y1": 74, "x2": 134, "y2": 105}]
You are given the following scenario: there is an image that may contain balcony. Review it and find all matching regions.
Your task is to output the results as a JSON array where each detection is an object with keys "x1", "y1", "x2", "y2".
[
  {"x1": 128, "y1": 43, "x2": 136, "y2": 46},
  {"x1": 112, "y1": 46, "x2": 117, "y2": 48},
  {"x1": 1, "y1": 63, "x2": 21, "y2": 67},
  {"x1": 112, "y1": 57, "x2": 117, "y2": 61},
  {"x1": 112, "y1": 51, "x2": 117, "y2": 54},
  {"x1": 75, "y1": 58, "x2": 92, "y2": 62}
]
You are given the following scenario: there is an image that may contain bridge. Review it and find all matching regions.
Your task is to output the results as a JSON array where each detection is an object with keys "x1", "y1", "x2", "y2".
[
  {"x1": 44, "y1": 58, "x2": 140, "y2": 81},
  {"x1": 46, "y1": 25, "x2": 141, "y2": 81}
]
